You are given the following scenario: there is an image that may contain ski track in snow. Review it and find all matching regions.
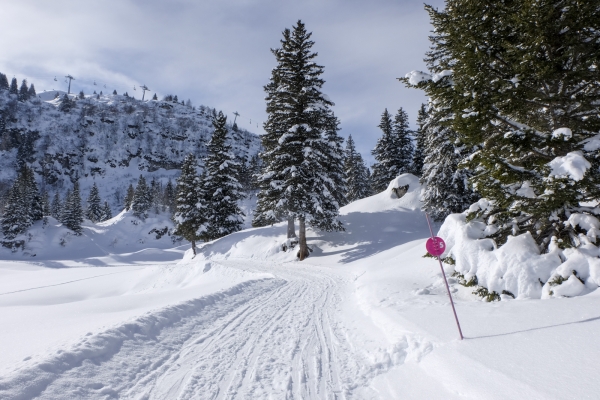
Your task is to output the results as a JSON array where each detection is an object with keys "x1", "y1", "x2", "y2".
[{"x1": 3, "y1": 259, "x2": 418, "y2": 399}]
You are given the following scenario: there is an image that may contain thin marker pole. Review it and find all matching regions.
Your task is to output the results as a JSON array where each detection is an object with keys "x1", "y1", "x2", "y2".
[{"x1": 425, "y1": 213, "x2": 464, "y2": 340}]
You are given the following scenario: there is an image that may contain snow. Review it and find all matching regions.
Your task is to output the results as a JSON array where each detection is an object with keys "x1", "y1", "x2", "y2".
[
  {"x1": 547, "y1": 151, "x2": 590, "y2": 181},
  {"x1": 1, "y1": 173, "x2": 599, "y2": 399},
  {"x1": 551, "y1": 127, "x2": 572, "y2": 140},
  {"x1": 405, "y1": 70, "x2": 432, "y2": 85}
]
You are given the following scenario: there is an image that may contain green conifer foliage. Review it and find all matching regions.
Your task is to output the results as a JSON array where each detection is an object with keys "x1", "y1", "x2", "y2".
[
  {"x1": 125, "y1": 184, "x2": 135, "y2": 211},
  {"x1": 51, "y1": 192, "x2": 62, "y2": 219},
  {"x1": 371, "y1": 108, "x2": 414, "y2": 192},
  {"x1": 201, "y1": 112, "x2": 244, "y2": 241},
  {"x1": 173, "y1": 154, "x2": 205, "y2": 255},
  {"x1": 254, "y1": 20, "x2": 344, "y2": 259},
  {"x1": 132, "y1": 176, "x2": 152, "y2": 219},
  {"x1": 9, "y1": 78, "x2": 18, "y2": 96},
  {"x1": 28, "y1": 84, "x2": 36, "y2": 99},
  {"x1": 344, "y1": 135, "x2": 373, "y2": 203},
  {"x1": 62, "y1": 182, "x2": 83, "y2": 234},
  {"x1": 85, "y1": 183, "x2": 103, "y2": 222},
  {"x1": 19, "y1": 80, "x2": 29, "y2": 102},
  {"x1": 0, "y1": 73, "x2": 9, "y2": 91},
  {"x1": 411, "y1": 104, "x2": 427, "y2": 176},
  {"x1": 407, "y1": 0, "x2": 600, "y2": 248}
]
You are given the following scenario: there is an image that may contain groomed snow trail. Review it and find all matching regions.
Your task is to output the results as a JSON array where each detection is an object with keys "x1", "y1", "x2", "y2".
[{"x1": 32, "y1": 260, "x2": 383, "y2": 399}]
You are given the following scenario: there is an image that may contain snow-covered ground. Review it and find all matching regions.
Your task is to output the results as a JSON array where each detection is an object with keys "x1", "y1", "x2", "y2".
[{"x1": 0, "y1": 174, "x2": 598, "y2": 399}]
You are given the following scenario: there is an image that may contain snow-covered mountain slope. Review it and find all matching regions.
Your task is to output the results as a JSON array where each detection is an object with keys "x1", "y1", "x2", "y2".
[
  {"x1": 0, "y1": 90, "x2": 261, "y2": 210},
  {"x1": 0, "y1": 174, "x2": 598, "y2": 399}
]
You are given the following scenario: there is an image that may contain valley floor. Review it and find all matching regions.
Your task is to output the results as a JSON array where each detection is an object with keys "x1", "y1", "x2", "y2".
[{"x1": 1, "y1": 176, "x2": 598, "y2": 399}]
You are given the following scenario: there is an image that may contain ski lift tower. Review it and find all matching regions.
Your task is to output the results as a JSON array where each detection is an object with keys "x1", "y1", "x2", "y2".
[
  {"x1": 233, "y1": 111, "x2": 240, "y2": 124},
  {"x1": 140, "y1": 85, "x2": 150, "y2": 101},
  {"x1": 65, "y1": 74, "x2": 75, "y2": 95}
]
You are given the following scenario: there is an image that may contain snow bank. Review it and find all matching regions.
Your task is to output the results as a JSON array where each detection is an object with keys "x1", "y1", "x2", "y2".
[{"x1": 438, "y1": 212, "x2": 600, "y2": 299}]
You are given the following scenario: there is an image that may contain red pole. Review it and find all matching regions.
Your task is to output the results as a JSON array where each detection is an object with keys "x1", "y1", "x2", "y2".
[{"x1": 425, "y1": 213, "x2": 464, "y2": 340}]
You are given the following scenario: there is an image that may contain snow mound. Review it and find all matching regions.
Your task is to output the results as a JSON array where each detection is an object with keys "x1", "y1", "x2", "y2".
[
  {"x1": 548, "y1": 151, "x2": 590, "y2": 181},
  {"x1": 341, "y1": 174, "x2": 421, "y2": 214},
  {"x1": 439, "y1": 213, "x2": 600, "y2": 299}
]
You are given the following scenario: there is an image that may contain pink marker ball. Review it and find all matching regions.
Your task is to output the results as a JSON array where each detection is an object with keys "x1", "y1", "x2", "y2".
[{"x1": 426, "y1": 237, "x2": 446, "y2": 257}]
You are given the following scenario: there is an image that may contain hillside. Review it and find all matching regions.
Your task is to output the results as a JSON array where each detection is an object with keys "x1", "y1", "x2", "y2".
[
  {"x1": 0, "y1": 89, "x2": 261, "y2": 211},
  {"x1": 1, "y1": 174, "x2": 597, "y2": 399}
]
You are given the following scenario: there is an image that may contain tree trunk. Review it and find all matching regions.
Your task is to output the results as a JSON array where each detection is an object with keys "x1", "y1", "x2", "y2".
[
  {"x1": 287, "y1": 216, "x2": 296, "y2": 238},
  {"x1": 191, "y1": 240, "x2": 196, "y2": 256},
  {"x1": 298, "y1": 217, "x2": 309, "y2": 261}
]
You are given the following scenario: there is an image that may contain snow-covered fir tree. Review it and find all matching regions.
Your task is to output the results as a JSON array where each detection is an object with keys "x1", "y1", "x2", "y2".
[
  {"x1": 163, "y1": 179, "x2": 176, "y2": 215},
  {"x1": 27, "y1": 84, "x2": 36, "y2": 99},
  {"x1": 9, "y1": 78, "x2": 18, "y2": 96},
  {"x1": 58, "y1": 94, "x2": 74, "y2": 113},
  {"x1": 62, "y1": 182, "x2": 83, "y2": 234},
  {"x1": 41, "y1": 191, "x2": 50, "y2": 216},
  {"x1": 85, "y1": 183, "x2": 103, "y2": 222},
  {"x1": 132, "y1": 175, "x2": 152, "y2": 219},
  {"x1": 101, "y1": 201, "x2": 112, "y2": 221},
  {"x1": 371, "y1": 108, "x2": 414, "y2": 192},
  {"x1": 173, "y1": 154, "x2": 205, "y2": 255},
  {"x1": 411, "y1": 104, "x2": 427, "y2": 176},
  {"x1": 1, "y1": 184, "x2": 29, "y2": 239},
  {"x1": 344, "y1": 135, "x2": 373, "y2": 203},
  {"x1": 420, "y1": 105, "x2": 478, "y2": 221},
  {"x1": 406, "y1": 0, "x2": 600, "y2": 248},
  {"x1": 200, "y1": 111, "x2": 244, "y2": 241},
  {"x1": 18, "y1": 80, "x2": 29, "y2": 102},
  {"x1": 0, "y1": 73, "x2": 8, "y2": 91},
  {"x1": 254, "y1": 20, "x2": 344, "y2": 259},
  {"x1": 50, "y1": 192, "x2": 62, "y2": 219}
]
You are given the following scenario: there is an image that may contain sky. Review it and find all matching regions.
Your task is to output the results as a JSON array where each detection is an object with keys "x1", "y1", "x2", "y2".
[{"x1": 0, "y1": 0, "x2": 445, "y2": 165}]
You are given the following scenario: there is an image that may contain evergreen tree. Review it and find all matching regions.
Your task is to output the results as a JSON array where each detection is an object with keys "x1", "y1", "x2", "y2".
[
  {"x1": 152, "y1": 93, "x2": 157, "y2": 100},
  {"x1": 132, "y1": 175, "x2": 152, "y2": 219},
  {"x1": 85, "y1": 183, "x2": 103, "y2": 222},
  {"x1": 62, "y1": 182, "x2": 83, "y2": 234},
  {"x1": 58, "y1": 94, "x2": 74, "y2": 113},
  {"x1": 163, "y1": 179, "x2": 176, "y2": 214},
  {"x1": 411, "y1": 104, "x2": 427, "y2": 176},
  {"x1": 113, "y1": 90, "x2": 117, "y2": 95},
  {"x1": 78, "y1": 90, "x2": 85, "y2": 99},
  {"x1": 101, "y1": 201, "x2": 112, "y2": 221},
  {"x1": 124, "y1": 184, "x2": 135, "y2": 210},
  {"x1": 60, "y1": 190, "x2": 71, "y2": 223},
  {"x1": 1, "y1": 185, "x2": 29, "y2": 239},
  {"x1": 20, "y1": 166, "x2": 43, "y2": 222},
  {"x1": 150, "y1": 177, "x2": 162, "y2": 213},
  {"x1": 9, "y1": 77, "x2": 18, "y2": 95},
  {"x1": 420, "y1": 105, "x2": 478, "y2": 221},
  {"x1": 0, "y1": 73, "x2": 8, "y2": 91},
  {"x1": 254, "y1": 20, "x2": 344, "y2": 259},
  {"x1": 19, "y1": 79, "x2": 29, "y2": 101},
  {"x1": 406, "y1": 0, "x2": 600, "y2": 248},
  {"x1": 371, "y1": 108, "x2": 414, "y2": 192},
  {"x1": 51, "y1": 192, "x2": 62, "y2": 219},
  {"x1": 344, "y1": 135, "x2": 373, "y2": 203},
  {"x1": 201, "y1": 112, "x2": 244, "y2": 241},
  {"x1": 42, "y1": 191, "x2": 50, "y2": 216},
  {"x1": 28, "y1": 84, "x2": 36, "y2": 99},
  {"x1": 173, "y1": 154, "x2": 205, "y2": 255}
]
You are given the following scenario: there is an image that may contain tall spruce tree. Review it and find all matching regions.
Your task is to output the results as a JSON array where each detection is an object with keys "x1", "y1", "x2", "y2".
[
  {"x1": 173, "y1": 154, "x2": 205, "y2": 255},
  {"x1": 371, "y1": 108, "x2": 414, "y2": 192},
  {"x1": 0, "y1": 73, "x2": 8, "y2": 91},
  {"x1": 406, "y1": 0, "x2": 600, "y2": 248},
  {"x1": 344, "y1": 135, "x2": 373, "y2": 203},
  {"x1": 101, "y1": 201, "x2": 112, "y2": 221},
  {"x1": 254, "y1": 20, "x2": 344, "y2": 259},
  {"x1": 9, "y1": 78, "x2": 18, "y2": 96},
  {"x1": 62, "y1": 182, "x2": 83, "y2": 234},
  {"x1": 132, "y1": 175, "x2": 152, "y2": 219},
  {"x1": 1, "y1": 184, "x2": 29, "y2": 239},
  {"x1": 411, "y1": 104, "x2": 427, "y2": 176},
  {"x1": 163, "y1": 179, "x2": 176, "y2": 215},
  {"x1": 19, "y1": 80, "x2": 29, "y2": 102},
  {"x1": 420, "y1": 105, "x2": 478, "y2": 221},
  {"x1": 85, "y1": 183, "x2": 103, "y2": 222},
  {"x1": 41, "y1": 191, "x2": 51, "y2": 216},
  {"x1": 200, "y1": 112, "x2": 244, "y2": 240},
  {"x1": 51, "y1": 192, "x2": 62, "y2": 220},
  {"x1": 28, "y1": 84, "x2": 36, "y2": 98}
]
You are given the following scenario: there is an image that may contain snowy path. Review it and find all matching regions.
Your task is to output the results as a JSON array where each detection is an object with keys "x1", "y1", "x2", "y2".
[{"x1": 28, "y1": 260, "x2": 384, "y2": 399}]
